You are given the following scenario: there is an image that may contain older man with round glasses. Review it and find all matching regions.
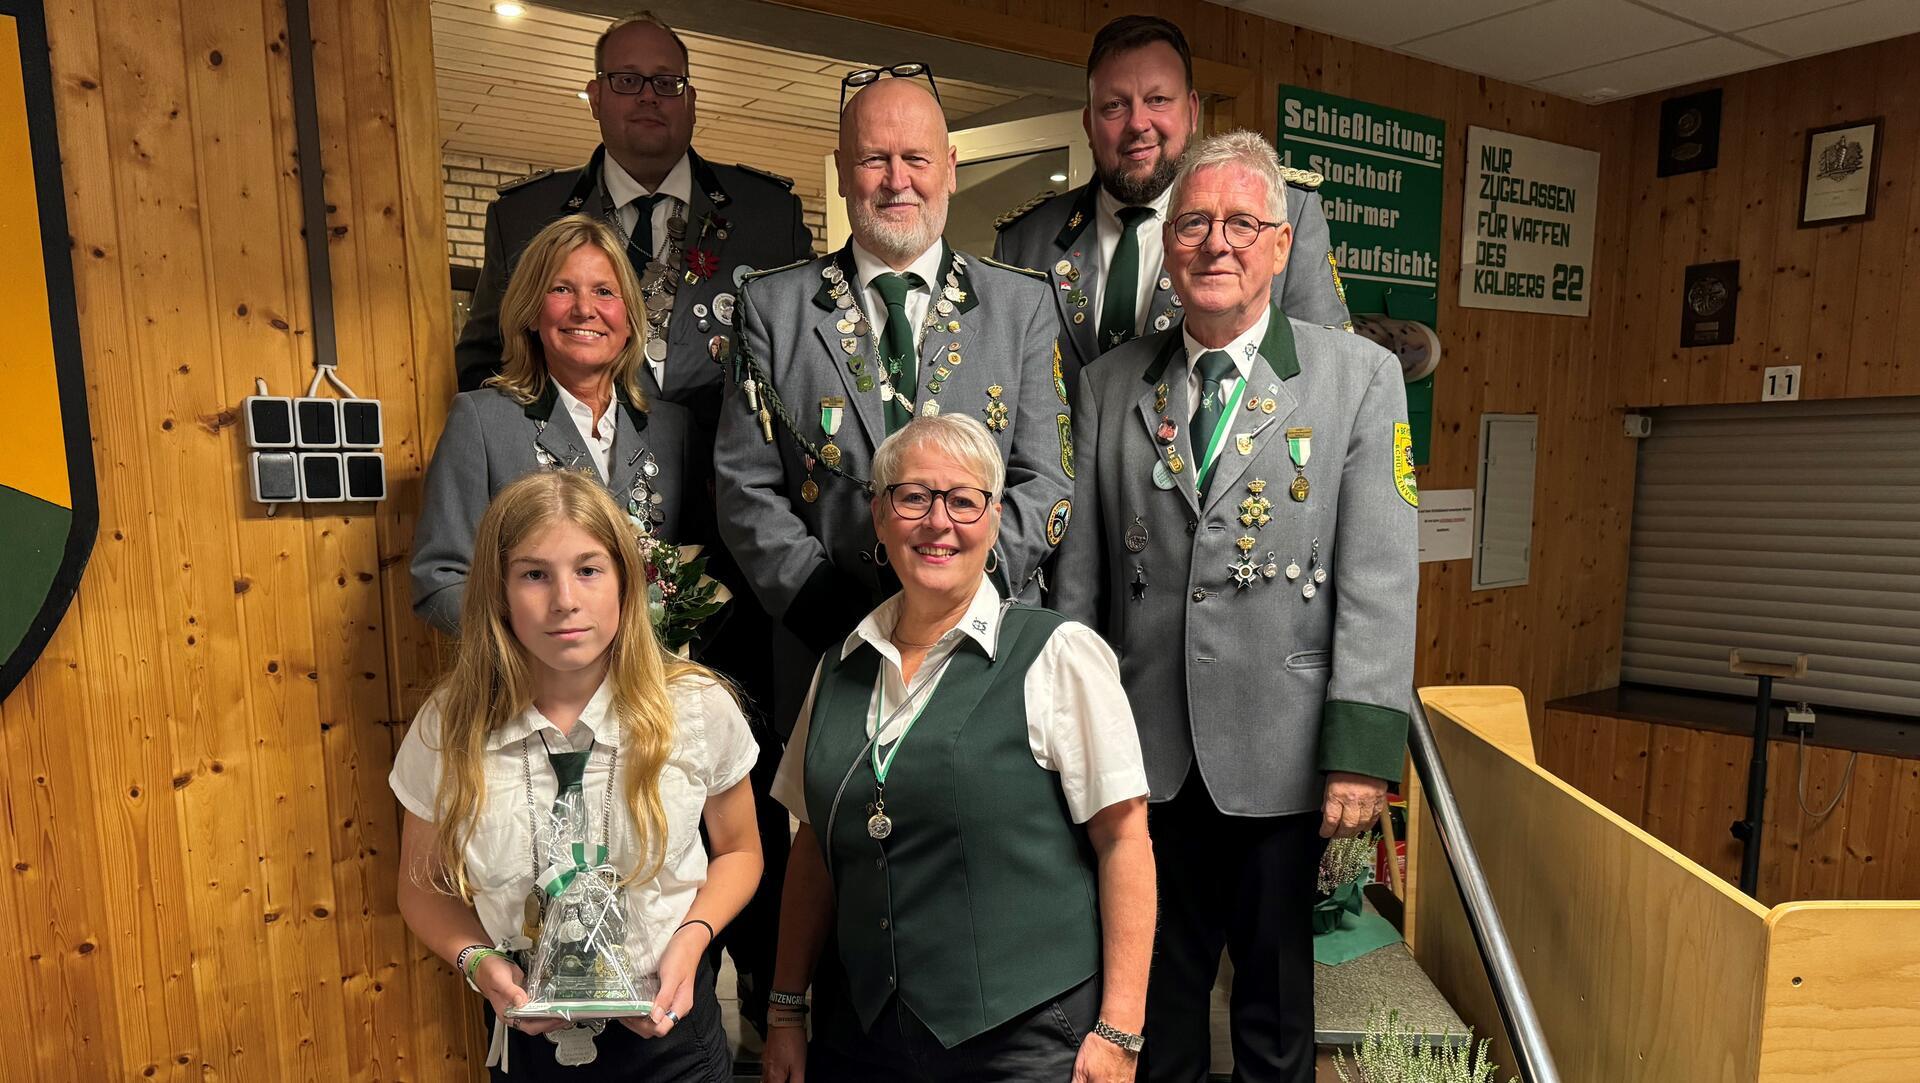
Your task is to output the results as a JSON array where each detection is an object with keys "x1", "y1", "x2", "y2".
[{"x1": 1054, "y1": 129, "x2": 1418, "y2": 1083}]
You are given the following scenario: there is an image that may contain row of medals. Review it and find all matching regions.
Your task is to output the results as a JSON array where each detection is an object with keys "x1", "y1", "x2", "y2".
[
  {"x1": 618, "y1": 214, "x2": 696, "y2": 531},
  {"x1": 1145, "y1": 381, "x2": 1324, "y2": 597},
  {"x1": 803, "y1": 261, "x2": 969, "y2": 504}
]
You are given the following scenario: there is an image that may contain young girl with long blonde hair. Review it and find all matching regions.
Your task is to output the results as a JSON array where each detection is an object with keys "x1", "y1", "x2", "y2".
[{"x1": 393, "y1": 469, "x2": 760, "y2": 1080}]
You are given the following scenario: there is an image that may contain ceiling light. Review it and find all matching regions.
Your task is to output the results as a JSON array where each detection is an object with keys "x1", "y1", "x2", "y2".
[
  {"x1": 1049, "y1": 172, "x2": 1067, "y2": 183},
  {"x1": 492, "y1": 2, "x2": 526, "y2": 17}
]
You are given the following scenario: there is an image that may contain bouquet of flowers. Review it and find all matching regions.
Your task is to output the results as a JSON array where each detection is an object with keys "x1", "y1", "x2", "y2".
[{"x1": 635, "y1": 537, "x2": 731, "y2": 656}]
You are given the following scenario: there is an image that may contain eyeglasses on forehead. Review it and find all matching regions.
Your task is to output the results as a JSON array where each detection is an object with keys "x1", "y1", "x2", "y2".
[{"x1": 840, "y1": 61, "x2": 942, "y2": 112}]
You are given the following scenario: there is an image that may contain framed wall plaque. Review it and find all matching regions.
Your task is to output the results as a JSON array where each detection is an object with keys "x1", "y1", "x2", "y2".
[
  {"x1": 1799, "y1": 118, "x2": 1882, "y2": 227},
  {"x1": 1658, "y1": 89, "x2": 1721, "y2": 177},
  {"x1": 1681, "y1": 260, "x2": 1739, "y2": 348}
]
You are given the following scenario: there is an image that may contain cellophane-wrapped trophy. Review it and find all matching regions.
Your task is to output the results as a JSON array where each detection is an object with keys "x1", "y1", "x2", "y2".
[{"x1": 507, "y1": 789, "x2": 655, "y2": 1021}]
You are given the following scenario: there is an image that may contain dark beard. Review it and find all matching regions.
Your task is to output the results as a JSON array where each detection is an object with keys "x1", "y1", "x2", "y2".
[{"x1": 1099, "y1": 155, "x2": 1180, "y2": 206}]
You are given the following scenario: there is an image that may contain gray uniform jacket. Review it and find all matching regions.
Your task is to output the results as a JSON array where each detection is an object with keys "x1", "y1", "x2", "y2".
[
  {"x1": 1051, "y1": 309, "x2": 1417, "y2": 816},
  {"x1": 410, "y1": 384, "x2": 699, "y2": 636},
  {"x1": 455, "y1": 146, "x2": 813, "y2": 435},
  {"x1": 715, "y1": 242, "x2": 1075, "y2": 733},
  {"x1": 992, "y1": 179, "x2": 1350, "y2": 400}
]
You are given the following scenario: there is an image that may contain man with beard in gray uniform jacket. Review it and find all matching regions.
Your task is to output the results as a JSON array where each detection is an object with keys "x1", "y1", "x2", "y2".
[
  {"x1": 994, "y1": 15, "x2": 1349, "y2": 405},
  {"x1": 717, "y1": 74, "x2": 1074, "y2": 743}
]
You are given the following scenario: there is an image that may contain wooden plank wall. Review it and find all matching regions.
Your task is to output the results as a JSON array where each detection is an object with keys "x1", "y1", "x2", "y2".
[
  {"x1": 0, "y1": 0, "x2": 473, "y2": 1078},
  {"x1": 1540, "y1": 708, "x2": 1920, "y2": 905}
]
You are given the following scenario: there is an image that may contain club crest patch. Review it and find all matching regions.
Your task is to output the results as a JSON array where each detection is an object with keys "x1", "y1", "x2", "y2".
[
  {"x1": 1393, "y1": 422, "x2": 1418, "y2": 507},
  {"x1": 1052, "y1": 340, "x2": 1069, "y2": 405},
  {"x1": 1056, "y1": 413, "x2": 1075, "y2": 480},
  {"x1": 1046, "y1": 498, "x2": 1071, "y2": 547}
]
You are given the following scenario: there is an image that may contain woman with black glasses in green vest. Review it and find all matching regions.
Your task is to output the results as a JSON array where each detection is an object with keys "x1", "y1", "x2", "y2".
[{"x1": 760, "y1": 414, "x2": 1156, "y2": 1082}]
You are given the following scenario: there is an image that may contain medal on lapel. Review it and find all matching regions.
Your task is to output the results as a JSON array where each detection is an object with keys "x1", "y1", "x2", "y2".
[
  {"x1": 1286, "y1": 427, "x2": 1312, "y2": 501},
  {"x1": 819, "y1": 397, "x2": 845, "y2": 468}
]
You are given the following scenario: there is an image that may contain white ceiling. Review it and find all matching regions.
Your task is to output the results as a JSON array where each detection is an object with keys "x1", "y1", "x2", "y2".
[{"x1": 1226, "y1": 0, "x2": 1920, "y2": 102}]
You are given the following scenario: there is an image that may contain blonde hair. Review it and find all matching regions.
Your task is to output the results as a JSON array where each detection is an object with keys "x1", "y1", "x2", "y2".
[
  {"x1": 489, "y1": 215, "x2": 650, "y2": 409},
  {"x1": 1169, "y1": 129, "x2": 1291, "y2": 224},
  {"x1": 871, "y1": 413, "x2": 1006, "y2": 496},
  {"x1": 426, "y1": 469, "x2": 721, "y2": 898}
]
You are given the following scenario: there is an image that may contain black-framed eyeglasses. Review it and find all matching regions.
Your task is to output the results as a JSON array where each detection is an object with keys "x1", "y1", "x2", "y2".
[
  {"x1": 1172, "y1": 211, "x2": 1284, "y2": 249},
  {"x1": 597, "y1": 71, "x2": 691, "y2": 98},
  {"x1": 885, "y1": 482, "x2": 991, "y2": 523},
  {"x1": 840, "y1": 61, "x2": 942, "y2": 112}
]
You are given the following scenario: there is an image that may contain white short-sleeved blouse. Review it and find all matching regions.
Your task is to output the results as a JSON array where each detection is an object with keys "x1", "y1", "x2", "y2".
[{"x1": 389, "y1": 674, "x2": 756, "y2": 977}]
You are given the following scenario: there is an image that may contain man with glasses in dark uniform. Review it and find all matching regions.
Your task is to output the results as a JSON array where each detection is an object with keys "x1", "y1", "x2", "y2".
[{"x1": 448, "y1": 11, "x2": 813, "y2": 1050}]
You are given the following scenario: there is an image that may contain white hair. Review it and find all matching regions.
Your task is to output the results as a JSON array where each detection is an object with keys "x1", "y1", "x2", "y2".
[
  {"x1": 870, "y1": 413, "x2": 1006, "y2": 497},
  {"x1": 1167, "y1": 129, "x2": 1290, "y2": 224}
]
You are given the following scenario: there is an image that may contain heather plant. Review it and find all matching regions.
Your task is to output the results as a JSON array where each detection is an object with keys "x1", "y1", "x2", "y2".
[{"x1": 1331, "y1": 1008, "x2": 1516, "y2": 1083}]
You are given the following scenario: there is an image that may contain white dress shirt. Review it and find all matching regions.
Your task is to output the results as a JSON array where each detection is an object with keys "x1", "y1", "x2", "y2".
[
  {"x1": 601, "y1": 151, "x2": 693, "y2": 258},
  {"x1": 551, "y1": 381, "x2": 617, "y2": 480},
  {"x1": 850, "y1": 239, "x2": 946, "y2": 376},
  {"x1": 1092, "y1": 184, "x2": 1172, "y2": 338},
  {"x1": 771, "y1": 575, "x2": 1149, "y2": 825},
  {"x1": 389, "y1": 674, "x2": 757, "y2": 979}
]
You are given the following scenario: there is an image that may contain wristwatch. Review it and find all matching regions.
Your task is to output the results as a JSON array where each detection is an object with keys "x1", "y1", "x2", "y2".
[{"x1": 1092, "y1": 1019, "x2": 1145, "y2": 1054}]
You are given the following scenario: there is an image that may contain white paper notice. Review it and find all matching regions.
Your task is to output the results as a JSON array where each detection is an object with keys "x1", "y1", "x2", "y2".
[{"x1": 1418, "y1": 489, "x2": 1474, "y2": 563}]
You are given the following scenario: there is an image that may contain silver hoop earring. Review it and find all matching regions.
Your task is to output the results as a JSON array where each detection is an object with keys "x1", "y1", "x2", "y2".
[
  {"x1": 984, "y1": 549, "x2": 1000, "y2": 575},
  {"x1": 872, "y1": 542, "x2": 890, "y2": 567}
]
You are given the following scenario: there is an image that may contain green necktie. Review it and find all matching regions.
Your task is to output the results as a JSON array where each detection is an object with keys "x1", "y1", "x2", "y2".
[
  {"x1": 873, "y1": 271, "x2": 925, "y2": 432},
  {"x1": 629, "y1": 192, "x2": 667, "y2": 269},
  {"x1": 1193, "y1": 349, "x2": 1237, "y2": 498},
  {"x1": 1098, "y1": 205, "x2": 1156, "y2": 352}
]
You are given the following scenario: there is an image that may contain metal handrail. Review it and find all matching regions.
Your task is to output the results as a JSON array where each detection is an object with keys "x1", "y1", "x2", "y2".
[{"x1": 1407, "y1": 689, "x2": 1562, "y2": 1083}]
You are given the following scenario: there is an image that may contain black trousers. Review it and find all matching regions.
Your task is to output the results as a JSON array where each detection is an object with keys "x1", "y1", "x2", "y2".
[
  {"x1": 1139, "y1": 769, "x2": 1323, "y2": 1083},
  {"x1": 808, "y1": 975, "x2": 1100, "y2": 1082},
  {"x1": 486, "y1": 960, "x2": 730, "y2": 1081}
]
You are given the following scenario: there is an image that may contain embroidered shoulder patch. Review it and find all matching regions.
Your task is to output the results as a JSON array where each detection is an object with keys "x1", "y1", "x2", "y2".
[
  {"x1": 1057, "y1": 413, "x2": 1075, "y2": 480},
  {"x1": 1393, "y1": 422, "x2": 1418, "y2": 507},
  {"x1": 1052, "y1": 340, "x2": 1069, "y2": 406},
  {"x1": 1046, "y1": 498, "x2": 1072, "y2": 547}
]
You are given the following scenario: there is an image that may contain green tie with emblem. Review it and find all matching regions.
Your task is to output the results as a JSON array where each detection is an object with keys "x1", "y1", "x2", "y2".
[
  {"x1": 1193, "y1": 348, "x2": 1237, "y2": 499},
  {"x1": 873, "y1": 271, "x2": 925, "y2": 432},
  {"x1": 1098, "y1": 205, "x2": 1155, "y2": 351}
]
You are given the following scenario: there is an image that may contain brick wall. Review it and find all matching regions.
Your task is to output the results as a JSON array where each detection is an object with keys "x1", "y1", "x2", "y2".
[
  {"x1": 443, "y1": 150, "x2": 826, "y2": 270},
  {"x1": 443, "y1": 151, "x2": 542, "y2": 268}
]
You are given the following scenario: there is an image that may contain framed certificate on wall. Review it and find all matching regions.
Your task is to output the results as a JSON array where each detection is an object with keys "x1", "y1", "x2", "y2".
[{"x1": 1799, "y1": 118, "x2": 1883, "y2": 227}]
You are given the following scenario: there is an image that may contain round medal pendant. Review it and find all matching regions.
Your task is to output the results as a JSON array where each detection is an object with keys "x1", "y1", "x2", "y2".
[
  {"x1": 867, "y1": 812, "x2": 893, "y2": 840},
  {"x1": 1286, "y1": 562, "x2": 1302, "y2": 580},
  {"x1": 800, "y1": 478, "x2": 820, "y2": 503},
  {"x1": 1313, "y1": 566, "x2": 1328, "y2": 584},
  {"x1": 1302, "y1": 581, "x2": 1318, "y2": 599},
  {"x1": 820, "y1": 442, "x2": 843, "y2": 467},
  {"x1": 645, "y1": 335, "x2": 668, "y2": 363},
  {"x1": 1290, "y1": 476, "x2": 1310, "y2": 502},
  {"x1": 1124, "y1": 516, "x2": 1150, "y2": 553}
]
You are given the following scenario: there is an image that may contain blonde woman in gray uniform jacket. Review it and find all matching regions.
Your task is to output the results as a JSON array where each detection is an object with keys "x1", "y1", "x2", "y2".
[{"x1": 413, "y1": 215, "x2": 697, "y2": 636}]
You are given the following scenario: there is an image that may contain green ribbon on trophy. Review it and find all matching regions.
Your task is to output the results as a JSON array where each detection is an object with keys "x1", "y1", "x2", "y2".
[{"x1": 539, "y1": 840, "x2": 613, "y2": 898}]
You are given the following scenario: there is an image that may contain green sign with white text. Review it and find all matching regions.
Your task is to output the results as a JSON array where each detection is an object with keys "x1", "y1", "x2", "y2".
[{"x1": 1277, "y1": 87, "x2": 1445, "y2": 462}]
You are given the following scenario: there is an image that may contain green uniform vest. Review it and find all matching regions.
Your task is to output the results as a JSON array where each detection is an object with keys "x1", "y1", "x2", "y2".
[{"x1": 802, "y1": 605, "x2": 1100, "y2": 1047}]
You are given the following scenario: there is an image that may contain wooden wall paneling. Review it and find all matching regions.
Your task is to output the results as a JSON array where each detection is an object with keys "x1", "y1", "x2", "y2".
[
  {"x1": 1887, "y1": 758, "x2": 1920, "y2": 900},
  {"x1": 94, "y1": 0, "x2": 291, "y2": 1072},
  {"x1": 1802, "y1": 44, "x2": 1883, "y2": 403},
  {"x1": 389, "y1": 0, "x2": 478, "y2": 1068},
  {"x1": 1684, "y1": 79, "x2": 1745, "y2": 404},
  {"x1": 40, "y1": 3, "x2": 204, "y2": 1075},
  {"x1": 1676, "y1": 728, "x2": 1747, "y2": 883},
  {"x1": 1758, "y1": 55, "x2": 1836, "y2": 401},
  {"x1": 1617, "y1": 93, "x2": 1666, "y2": 407},
  {"x1": 1723, "y1": 75, "x2": 1782, "y2": 404},
  {"x1": 309, "y1": 1, "x2": 419, "y2": 1076},
  {"x1": 1651, "y1": 113, "x2": 1705, "y2": 408},
  {"x1": 180, "y1": 0, "x2": 350, "y2": 1070},
  {"x1": 1836, "y1": 751, "x2": 1903, "y2": 900},
  {"x1": 1787, "y1": 742, "x2": 1858, "y2": 901},
  {"x1": 1846, "y1": 41, "x2": 1920, "y2": 398}
]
